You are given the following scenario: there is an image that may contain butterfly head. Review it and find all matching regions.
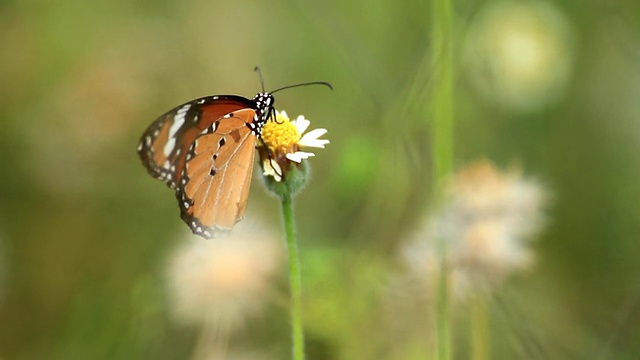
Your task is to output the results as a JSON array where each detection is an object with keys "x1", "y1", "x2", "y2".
[{"x1": 253, "y1": 92, "x2": 275, "y2": 133}]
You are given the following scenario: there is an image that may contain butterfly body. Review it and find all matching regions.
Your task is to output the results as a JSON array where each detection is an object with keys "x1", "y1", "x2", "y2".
[{"x1": 138, "y1": 92, "x2": 275, "y2": 238}]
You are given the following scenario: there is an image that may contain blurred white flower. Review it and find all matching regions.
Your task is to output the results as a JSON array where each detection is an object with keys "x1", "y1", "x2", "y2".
[
  {"x1": 402, "y1": 160, "x2": 547, "y2": 297},
  {"x1": 166, "y1": 217, "x2": 282, "y2": 329},
  {"x1": 463, "y1": 0, "x2": 575, "y2": 112}
]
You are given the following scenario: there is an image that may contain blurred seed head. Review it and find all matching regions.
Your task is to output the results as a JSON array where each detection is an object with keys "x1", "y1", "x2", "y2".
[
  {"x1": 463, "y1": 0, "x2": 575, "y2": 112},
  {"x1": 402, "y1": 160, "x2": 547, "y2": 297},
  {"x1": 166, "y1": 217, "x2": 283, "y2": 330}
]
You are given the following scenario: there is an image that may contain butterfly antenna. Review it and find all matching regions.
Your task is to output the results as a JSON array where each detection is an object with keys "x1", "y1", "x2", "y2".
[
  {"x1": 270, "y1": 81, "x2": 333, "y2": 94},
  {"x1": 254, "y1": 66, "x2": 266, "y2": 92}
]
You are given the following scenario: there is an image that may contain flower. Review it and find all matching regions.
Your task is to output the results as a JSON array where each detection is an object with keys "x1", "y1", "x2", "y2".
[
  {"x1": 259, "y1": 110, "x2": 329, "y2": 182},
  {"x1": 402, "y1": 160, "x2": 547, "y2": 298},
  {"x1": 166, "y1": 217, "x2": 283, "y2": 330},
  {"x1": 463, "y1": 0, "x2": 575, "y2": 112}
]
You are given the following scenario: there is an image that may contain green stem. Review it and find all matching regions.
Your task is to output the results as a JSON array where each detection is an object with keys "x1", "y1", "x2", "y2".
[
  {"x1": 431, "y1": 0, "x2": 455, "y2": 358},
  {"x1": 432, "y1": 0, "x2": 454, "y2": 188},
  {"x1": 281, "y1": 192, "x2": 305, "y2": 360},
  {"x1": 436, "y1": 245, "x2": 451, "y2": 360},
  {"x1": 470, "y1": 295, "x2": 490, "y2": 360}
]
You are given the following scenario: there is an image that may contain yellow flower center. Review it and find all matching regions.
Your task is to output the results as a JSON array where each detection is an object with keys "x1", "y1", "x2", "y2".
[{"x1": 261, "y1": 113, "x2": 301, "y2": 155}]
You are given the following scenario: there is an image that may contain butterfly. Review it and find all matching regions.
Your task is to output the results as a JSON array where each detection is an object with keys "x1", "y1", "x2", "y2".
[{"x1": 137, "y1": 75, "x2": 330, "y2": 239}]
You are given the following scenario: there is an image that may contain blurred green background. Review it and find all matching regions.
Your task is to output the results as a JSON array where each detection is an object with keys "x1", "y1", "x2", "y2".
[{"x1": 1, "y1": 0, "x2": 640, "y2": 358}]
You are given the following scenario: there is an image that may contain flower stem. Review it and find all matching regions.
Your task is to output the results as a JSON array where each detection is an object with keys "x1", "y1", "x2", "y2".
[
  {"x1": 432, "y1": 0, "x2": 454, "y2": 188},
  {"x1": 435, "y1": 244, "x2": 451, "y2": 360},
  {"x1": 281, "y1": 192, "x2": 305, "y2": 360},
  {"x1": 470, "y1": 295, "x2": 490, "y2": 360},
  {"x1": 431, "y1": 0, "x2": 455, "y2": 357}
]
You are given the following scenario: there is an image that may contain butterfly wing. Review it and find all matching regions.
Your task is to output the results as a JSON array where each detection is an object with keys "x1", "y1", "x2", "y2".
[
  {"x1": 177, "y1": 108, "x2": 258, "y2": 238},
  {"x1": 137, "y1": 95, "x2": 255, "y2": 190},
  {"x1": 138, "y1": 95, "x2": 261, "y2": 238}
]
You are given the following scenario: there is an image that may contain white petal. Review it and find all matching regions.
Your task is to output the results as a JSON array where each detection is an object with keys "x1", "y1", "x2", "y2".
[
  {"x1": 277, "y1": 110, "x2": 289, "y2": 120},
  {"x1": 262, "y1": 158, "x2": 282, "y2": 182},
  {"x1": 301, "y1": 139, "x2": 329, "y2": 148},
  {"x1": 293, "y1": 116, "x2": 310, "y2": 134},
  {"x1": 299, "y1": 128, "x2": 329, "y2": 148},
  {"x1": 286, "y1": 151, "x2": 315, "y2": 163},
  {"x1": 303, "y1": 128, "x2": 327, "y2": 139}
]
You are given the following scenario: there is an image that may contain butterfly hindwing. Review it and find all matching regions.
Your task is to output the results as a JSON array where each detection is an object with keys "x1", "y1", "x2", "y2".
[{"x1": 177, "y1": 109, "x2": 258, "y2": 238}]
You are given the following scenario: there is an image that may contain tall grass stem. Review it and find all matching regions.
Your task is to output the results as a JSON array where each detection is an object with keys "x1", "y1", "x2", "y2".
[
  {"x1": 471, "y1": 295, "x2": 490, "y2": 360},
  {"x1": 431, "y1": 0, "x2": 455, "y2": 358}
]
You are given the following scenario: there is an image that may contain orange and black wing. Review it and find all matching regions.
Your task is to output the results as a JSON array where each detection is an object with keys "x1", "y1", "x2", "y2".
[
  {"x1": 137, "y1": 95, "x2": 255, "y2": 190},
  {"x1": 137, "y1": 95, "x2": 260, "y2": 238},
  {"x1": 176, "y1": 109, "x2": 258, "y2": 238}
]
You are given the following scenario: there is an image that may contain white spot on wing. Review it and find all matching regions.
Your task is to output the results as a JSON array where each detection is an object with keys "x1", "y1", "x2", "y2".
[
  {"x1": 163, "y1": 138, "x2": 176, "y2": 158},
  {"x1": 164, "y1": 104, "x2": 191, "y2": 156}
]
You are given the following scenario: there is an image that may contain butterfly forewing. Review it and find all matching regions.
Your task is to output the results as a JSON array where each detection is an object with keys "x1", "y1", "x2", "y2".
[
  {"x1": 137, "y1": 95, "x2": 255, "y2": 189},
  {"x1": 178, "y1": 109, "x2": 258, "y2": 238}
]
